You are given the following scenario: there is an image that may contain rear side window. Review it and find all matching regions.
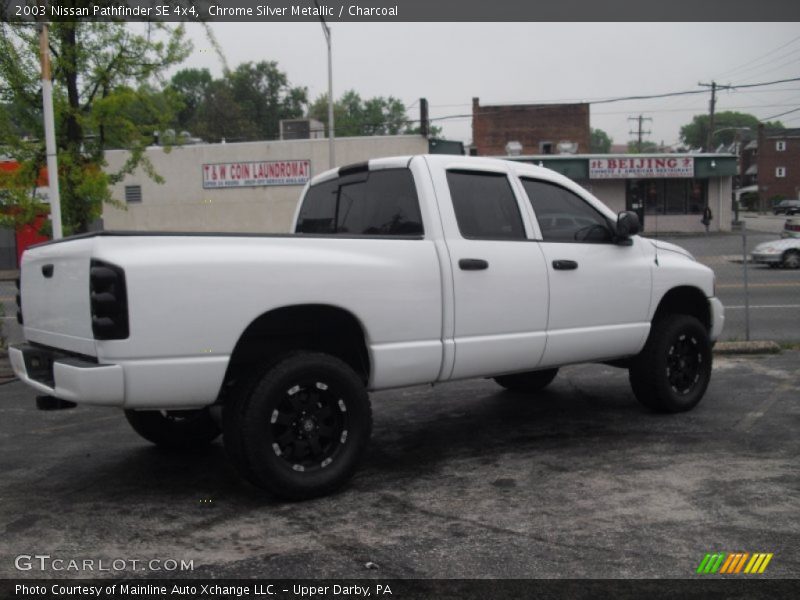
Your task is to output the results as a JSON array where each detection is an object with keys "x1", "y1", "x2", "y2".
[
  {"x1": 446, "y1": 170, "x2": 525, "y2": 240},
  {"x1": 296, "y1": 168, "x2": 423, "y2": 235}
]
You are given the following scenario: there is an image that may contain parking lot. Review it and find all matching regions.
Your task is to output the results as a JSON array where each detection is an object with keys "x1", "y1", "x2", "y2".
[
  {"x1": 0, "y1": 350, "x2": 798, "y2": 579},
  {"x1": 1, "y1": 228, "x2": 798, "y2": 582}
]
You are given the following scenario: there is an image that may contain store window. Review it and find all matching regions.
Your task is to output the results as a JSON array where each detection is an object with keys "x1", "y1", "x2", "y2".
[{"x1": 626, "y1": 179, "x2": 707, "y2": 215}]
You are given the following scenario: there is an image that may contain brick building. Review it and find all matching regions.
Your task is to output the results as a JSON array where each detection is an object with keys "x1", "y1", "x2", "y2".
[
  {"x1": 471, "y1": 98, "x2": 590, "y2": 156},
  {"x1": 756, "y1": 126, "x2": 800, "y2": 210}
]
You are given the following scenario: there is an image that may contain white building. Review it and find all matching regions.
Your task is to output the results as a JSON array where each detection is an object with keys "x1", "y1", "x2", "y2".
[{"x1": 104, "y1": 135, "x2": 428, "y2": 233}]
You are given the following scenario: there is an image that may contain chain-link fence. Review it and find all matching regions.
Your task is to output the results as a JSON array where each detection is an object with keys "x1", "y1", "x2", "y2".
[{"x1": 655, "y1": 214, "x2": 800, "y2": 344}]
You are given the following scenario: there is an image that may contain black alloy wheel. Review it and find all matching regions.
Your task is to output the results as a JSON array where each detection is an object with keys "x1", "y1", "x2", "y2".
[
  {"x1": 270, "y1": 378, "x2": 349, "y2": 472},
  {"x1": 666, "y1": 333, "x2": 703, "y2": 395}
]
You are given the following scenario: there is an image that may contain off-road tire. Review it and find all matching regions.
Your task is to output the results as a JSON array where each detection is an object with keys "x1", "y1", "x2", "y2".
[
  {"x1": 223, "y1": 352, "x2": 372, "y2": 500},
  {"x1": 629, "y1": 315, "x2": 712, "y2": 413},
  {"x1": 124, "y1": 408, "x2": 221, "y2": 449},
  {"x1": 494, "y1": 368, "x2": 559, "y2": 393}
]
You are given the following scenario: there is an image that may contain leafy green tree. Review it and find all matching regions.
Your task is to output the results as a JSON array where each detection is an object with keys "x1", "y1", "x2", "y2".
[
  {"x1": 679, "y1": 111, "x2": 784, "y2": 150},
  {"x1": 178, "y1": 62, "x2": 307, "y2": 143},
  {"x1": 193, "y1": 79, "x2": 247, "y2": 143},
  {"x1": 0, "y1": 20, "x2": 189, "y2": 234},
  {"x1": 226, "y1": 61, "x2": 307, "y2": 141},
  {"x1": 590, "y1": 128, "x2": 612, "y2": 153},
  {"x1": 627, "y1": 140, "x2": 660, "y2": 154},
  {"x1": 169, "y1": 68, "x2": 213, "y2": 133},
  {"x1": 309, "y1": 90, "x2": 417, "y2": 137}
]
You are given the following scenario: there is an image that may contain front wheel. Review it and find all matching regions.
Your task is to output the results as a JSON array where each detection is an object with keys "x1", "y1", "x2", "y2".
[
  {"x1": 494, "y1": 368, "x2": 559, "y2": 393},
  {"x1": 124, "y1": 408, "x2": 221, "y2": 449},
  {"x1": 782, "y1": 250, "x2": 800, "y2": 269},
  {"x1": 628, "y1": 315, "x2": 712, "y2": 413},
  {"x1": 223, "y1": 352, "x2": 372, "y2": 500}
]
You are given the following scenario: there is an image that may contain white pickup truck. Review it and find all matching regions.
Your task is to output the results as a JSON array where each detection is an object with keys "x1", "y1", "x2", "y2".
[{"x1": 11, "y1": 155, "x2": 724, "y2": 499}]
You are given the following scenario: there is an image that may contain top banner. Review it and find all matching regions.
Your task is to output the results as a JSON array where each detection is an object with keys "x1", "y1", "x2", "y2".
[{"x1": 3, "y1": 0, "x2": 799, "y2": 22}]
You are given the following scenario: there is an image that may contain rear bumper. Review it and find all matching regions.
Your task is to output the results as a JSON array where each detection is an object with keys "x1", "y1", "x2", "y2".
[
  {"x1": 9, "y1": 344, "x2": 230, "y2": 409},
  {"x1": 709, "y1": 297, "x2": 725, "y2": 342},
  {"x1": 9, "y1": 344, "x2": 125, "y2": 406}
]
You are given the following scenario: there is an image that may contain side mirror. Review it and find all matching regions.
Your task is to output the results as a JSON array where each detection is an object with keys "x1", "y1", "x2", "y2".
[{"x1": 616, "y1": 211, "x2": 640, "y2": 243}]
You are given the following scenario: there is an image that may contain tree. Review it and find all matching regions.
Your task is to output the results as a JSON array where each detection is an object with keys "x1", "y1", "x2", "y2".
[
  {"x1": 590, "y1": 128, "x2": 612, "y2": 153},
  {"x1": 627, "y1": 140, "x2": 660, "y2": 154},
  {"x1": 679, "y1": 111, "x2": 784, "y2": 150},
  {"x1": 169, "y1": 68, "x2": 213, "y2": 133},
  {"x1": 0, "y1": 20, "x2": 189, "y2": 234},
  {"x1": 308, "y1": 90, "x2": 440, "y2": 138},
  {"x1": 227, "y1": 61, "x2": 307, "y2": 141},
  {"x1": 174, "y1": 62, "x2": 307, "y2": 143}
]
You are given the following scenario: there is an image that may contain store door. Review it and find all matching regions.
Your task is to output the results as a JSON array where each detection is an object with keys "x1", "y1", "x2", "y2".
[{"x1": 626, "y1": 180, "x2": 645, "y2": 229}]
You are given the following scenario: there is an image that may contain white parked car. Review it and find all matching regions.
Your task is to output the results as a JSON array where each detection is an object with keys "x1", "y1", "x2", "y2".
[
  {"x1": 10, "y1": 155, "x2": 724, "y2": 499},
  {"x1": 751, "y1": 237, "x2": 800, "y2": 268}
]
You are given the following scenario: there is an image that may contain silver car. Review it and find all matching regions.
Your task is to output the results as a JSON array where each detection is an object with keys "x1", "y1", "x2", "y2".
[{"x1": 751, "y1": 237, "x2": 800, "y2": 268}]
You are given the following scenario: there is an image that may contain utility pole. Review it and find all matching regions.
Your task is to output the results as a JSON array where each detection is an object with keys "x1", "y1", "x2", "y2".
[
  {"x1": 37, "y1": 17, "x2": 63, "y2": 240},
  {"x1": 701, "y1": 82, "x2": 737, "y2": 151},
  {"x1": 314, "y1": 0, "x2": 335, "y2": 168},
  {"x1": 628, "y1": 115, "x2": 652, "y2": 153},
  {"x1": 699, "y1": 80, "x2": 718, "y2": 152},
  {"x1": 419, "y1": 98, "x2": 429, "y2": 138}
]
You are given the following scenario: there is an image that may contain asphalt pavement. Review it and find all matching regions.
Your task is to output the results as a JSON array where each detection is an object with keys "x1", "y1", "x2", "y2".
[{"x1": 0, "y1": 351, "x2": 798, "y2": 579}]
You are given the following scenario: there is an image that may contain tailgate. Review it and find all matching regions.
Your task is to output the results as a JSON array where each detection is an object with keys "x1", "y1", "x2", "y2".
[{"x1": 20, "y1": 238, "x2": 97, "y2": 356}]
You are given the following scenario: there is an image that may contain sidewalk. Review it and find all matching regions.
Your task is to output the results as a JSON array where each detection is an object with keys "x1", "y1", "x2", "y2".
[{"x1": 0, "y1": 270, "x2": 19, "y2": 282}]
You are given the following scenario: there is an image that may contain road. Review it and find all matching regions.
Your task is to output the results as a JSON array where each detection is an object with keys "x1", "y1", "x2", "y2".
[{"x1": 657, "y1": 231, "x2": 799, "y2": 343}]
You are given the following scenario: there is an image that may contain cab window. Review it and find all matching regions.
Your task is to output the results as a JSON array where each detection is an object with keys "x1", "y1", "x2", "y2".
[
  {"x1": 522, "y1": 178, "x2": 613, "y2": 243},
  {"x1": 296, "y1": 169, "x2": 423, "y2": 236}
]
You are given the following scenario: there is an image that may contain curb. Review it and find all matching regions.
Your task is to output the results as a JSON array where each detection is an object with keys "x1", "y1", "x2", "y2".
[{"x1": 713, "y1": 341, "x2": 782, "y2": 355}]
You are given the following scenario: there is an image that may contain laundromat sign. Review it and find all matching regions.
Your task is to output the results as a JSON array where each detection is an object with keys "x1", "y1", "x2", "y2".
[
  {"x1": 202, "y1": 159, "x2": 311, "y2": 188},
  {"x1": 589, "y1": 156, "x2": 694, "y2": 179}
]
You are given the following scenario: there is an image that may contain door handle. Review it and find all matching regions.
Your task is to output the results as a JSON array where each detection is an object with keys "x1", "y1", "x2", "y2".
[
  {"x1": 552, "y1": 260, "x2": 578, "y2": 270},
  {"x1": 459, "y1": 258, "x2": 489, "y2": 271}
]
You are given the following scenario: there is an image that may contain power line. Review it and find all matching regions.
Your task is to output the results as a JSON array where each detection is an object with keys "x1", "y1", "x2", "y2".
[
  {"x1": 762, "y1": 106, "x2": 800, "y2": 120},
  {"x1": 714, "y1": 34, "x2": 800, "y2": 79}
]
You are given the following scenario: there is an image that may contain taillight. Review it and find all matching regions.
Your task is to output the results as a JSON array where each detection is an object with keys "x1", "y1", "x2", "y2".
[
  {"x1": 90, "y1": 260, "x2": 129, "y2": 340},
  {"x1": 15, "y1": 277, "x2": 22, "y2": 325}
]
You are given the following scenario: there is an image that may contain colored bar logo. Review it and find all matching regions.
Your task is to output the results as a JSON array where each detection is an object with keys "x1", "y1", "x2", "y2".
[{"x1": 696, "y1": 552, "x2": 774, "y2": 574}]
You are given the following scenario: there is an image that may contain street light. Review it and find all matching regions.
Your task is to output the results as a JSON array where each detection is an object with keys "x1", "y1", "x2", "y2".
[
  {"x1": 711, "y1": 126, "x2": 752, "y2": 151},
  {"x1": 314, "y1": 1, "x2": 335, "y2": 169}
]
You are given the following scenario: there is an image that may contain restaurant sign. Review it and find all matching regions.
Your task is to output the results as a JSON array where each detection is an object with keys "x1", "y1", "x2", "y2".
[
  {"x1": 589, "y1": 156, "x2": 694, "y2": 179},
  {"x1": 202, "y1": 159, "x2": 311, "y2": 188}
]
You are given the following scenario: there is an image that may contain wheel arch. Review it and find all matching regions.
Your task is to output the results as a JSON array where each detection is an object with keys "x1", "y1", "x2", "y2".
[
  {"x1": 652, "y1": 286, "x2": 711, "y2": 332},
  {"x1": 219, "y1": 304, "x2": 371, "y2": 401}
]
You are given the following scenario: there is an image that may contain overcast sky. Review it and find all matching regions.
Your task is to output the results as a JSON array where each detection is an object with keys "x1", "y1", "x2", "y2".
[{"x1": 180, "y1": 22, "x2": 800, "y2": 150}]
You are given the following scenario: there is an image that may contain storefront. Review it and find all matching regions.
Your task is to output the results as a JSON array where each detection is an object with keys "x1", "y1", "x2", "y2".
[{"x1": 506, "y1": 153, "x2": 737, "y2": 233}]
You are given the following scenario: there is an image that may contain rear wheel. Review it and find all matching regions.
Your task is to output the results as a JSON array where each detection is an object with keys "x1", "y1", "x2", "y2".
[
  {"x1": 124, "y1": 408, "x2": 221, "y2": 449},
  {"x1": 223, "y1": 352, "x2": 372, "y2": 500},
  {"x1": 494, "y1": 368, "x2": 559, "y2": 393},
  {"x1": 628, "y1": 315, "x2": 712, "y2": 413}
]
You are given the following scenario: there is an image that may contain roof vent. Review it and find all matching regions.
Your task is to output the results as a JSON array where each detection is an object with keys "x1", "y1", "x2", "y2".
[{"x1": 505, "y1": 141, "x2": 523, "y2": 156}]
